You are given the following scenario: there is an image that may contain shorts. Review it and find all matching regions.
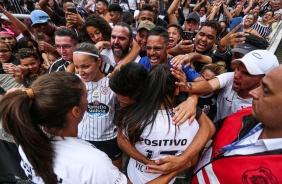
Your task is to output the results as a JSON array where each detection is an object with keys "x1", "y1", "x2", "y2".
[{"x1": 88, "y1": 137, "x2": 122, "y2": 161}]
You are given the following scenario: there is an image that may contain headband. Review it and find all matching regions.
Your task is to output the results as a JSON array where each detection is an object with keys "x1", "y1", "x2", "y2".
[
  {"x1": 73, "y1": 51, "x2": 99, "y2": 58},
  {"x1": 0, "y1": 28, "x2": 15, "y2": 38}
]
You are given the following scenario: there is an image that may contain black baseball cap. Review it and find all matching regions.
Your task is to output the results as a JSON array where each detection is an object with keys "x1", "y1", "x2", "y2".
[{"x1": 186, "y1": 12, "x2": 200, "y2": 25}]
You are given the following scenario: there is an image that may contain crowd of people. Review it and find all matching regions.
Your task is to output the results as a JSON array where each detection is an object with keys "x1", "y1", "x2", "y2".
[{"x1": 0, "y1": 0, "x2": 282, "y2": 183}]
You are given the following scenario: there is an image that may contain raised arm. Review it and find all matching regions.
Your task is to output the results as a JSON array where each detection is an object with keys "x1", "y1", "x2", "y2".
[
  {"x1": 38, "y1": 0, "x2": 54, "y2": 19},
  {"x1": 0, "y1": 6, "x2": 32, "y2": 38},
  {"x1": 167, "y1": 0, "x2": 181, "y2": 24}
]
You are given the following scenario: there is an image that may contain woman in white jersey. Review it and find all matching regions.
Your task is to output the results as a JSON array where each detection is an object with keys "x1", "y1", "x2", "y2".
[
  {"x1": 73, "y1": 42, "x2": 123, "y2": 170},
  {"x1": 0, "y1": 72, "x2": 128, "y2": 184},
  {"x1": 117, "y1": 64, "x2": 200, "y2": 183}
]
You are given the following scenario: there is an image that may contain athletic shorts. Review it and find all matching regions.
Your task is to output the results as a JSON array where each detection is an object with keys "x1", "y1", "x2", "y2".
[{"x1": 88, "y1": 137, "x2": 122, "y2": 161}]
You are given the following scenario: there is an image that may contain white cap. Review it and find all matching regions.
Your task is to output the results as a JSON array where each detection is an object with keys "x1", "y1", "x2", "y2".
[{"x1": 232, "y1": 50, "x2": 279, "y2": 75}]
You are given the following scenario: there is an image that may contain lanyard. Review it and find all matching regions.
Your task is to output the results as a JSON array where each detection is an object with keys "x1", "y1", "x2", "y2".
[{"x1": 221, "y1": 124, "x2": 264, "y2": 152}]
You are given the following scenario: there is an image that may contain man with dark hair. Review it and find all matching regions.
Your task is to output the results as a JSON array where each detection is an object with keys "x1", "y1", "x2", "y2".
[
  {"x1": 137, "y1": 5, "x2": 155, "y2": 23},
  {"x1": 100, "y1": 22, "x2": 140, "y2": 71},
  {"x1": 149, "y1": 0, "x2": 168, "y2": 27},
  {"x1": 47, "y1": 28, "x2": 78, "y2": 73},
  {"x1": 190, "y1": 20, "x2": 245, "y2": 72},
  {"x1": 109, "y1": 62, "x2": 149, "y2": 107},
  {"x1": 96, "y1": 0, "x2": 111, "y2": 23},
  {"x1": 192, "y1": 64, "x2": 282, "y2": 183},
  {"x1": 108, "y1": 3, "x2": 123, "y2": 26},
  {"x1": 139, "y1": 26, "x2": 210, "y2": 82}
]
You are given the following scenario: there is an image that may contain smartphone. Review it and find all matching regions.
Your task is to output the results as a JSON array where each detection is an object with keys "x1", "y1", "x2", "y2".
[
  {"x1": 67, "y1": 6, "x2": 77, "y2": 13},
  {"x1": 229, "y1": 17, "x2": 243, "y2": 33},
  {"x1": 183, "y1": 31, "x2": 194, "y2": 44}
]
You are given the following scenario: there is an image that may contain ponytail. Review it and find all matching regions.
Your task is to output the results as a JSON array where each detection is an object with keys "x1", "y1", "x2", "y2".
[{"x1": 0, "y1": 72, "x2": 84, "y2": 184}]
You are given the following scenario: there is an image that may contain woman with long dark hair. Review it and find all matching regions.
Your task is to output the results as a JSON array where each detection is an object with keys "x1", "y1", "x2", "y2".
[
  {"x1": 0, "y1": 72, "x2": 129, "y2": 184},
  {"x1": 117, "y1": 64, "x2": 201, "y2": 183}
]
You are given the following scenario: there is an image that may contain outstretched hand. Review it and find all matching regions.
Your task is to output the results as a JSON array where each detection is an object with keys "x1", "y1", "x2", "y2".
[{"x1": 220, "y1": 23, "x2": 246, "y2": 48}]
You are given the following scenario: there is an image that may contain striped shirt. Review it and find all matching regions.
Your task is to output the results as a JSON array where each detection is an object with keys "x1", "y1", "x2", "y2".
[
  {"x1": 78, "y1": 77, "x2": 117, "y2": 141},
  {"x1": 46, "y1": 58, "x2": 70, "y2": 73},
  {"x1": 251, "y1": 22, "x2": 272, "y2": 38}
]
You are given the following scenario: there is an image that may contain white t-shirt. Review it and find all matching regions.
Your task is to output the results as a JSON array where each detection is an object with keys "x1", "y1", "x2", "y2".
[
  {"x1": 78, "y1": 77, "x2": 117, "y2": 141},
  {"x1": 100, "y1": 48, "x2": 141, "y2": 68},
  {"x1": 19, "y1": 137, "x2": 127, "y2": 184},
  {"x1": 214, "y1": 72, "x2": 252, "y2": 122},
  {"x1": 224, "y1": 123, "x2": 282, "y2": 156},
  {"x1": 127, "y1": 109, "x2": 199, "y2": 184}
]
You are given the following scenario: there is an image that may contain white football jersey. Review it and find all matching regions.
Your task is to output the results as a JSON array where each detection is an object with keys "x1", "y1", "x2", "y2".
[
  {"x1": 19, "y1": 137, "x2": 127, "y2": 184},
  {"x1": 127, "y1": 109, "x2": 199, "y2": 184},
  {"x1": 78, "y1": 77, "x2": 117, "y2": 141}
]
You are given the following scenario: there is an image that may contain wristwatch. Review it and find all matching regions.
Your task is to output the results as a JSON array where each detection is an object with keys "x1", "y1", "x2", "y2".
[{"x1": 187, "y1": 82, "x2": 192, "y2": 90}]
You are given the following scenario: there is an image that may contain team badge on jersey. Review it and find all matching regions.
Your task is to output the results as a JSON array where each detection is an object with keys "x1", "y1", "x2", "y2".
[
  {"x1": 242, "y1": 166, "x2": 278, "y2": 184},
  {"x1": 101, "y1": 84, "x2": 111, "y2": 95},
  {"x1": 87, "y1": 100, "x2": 109, "y2": 116}
]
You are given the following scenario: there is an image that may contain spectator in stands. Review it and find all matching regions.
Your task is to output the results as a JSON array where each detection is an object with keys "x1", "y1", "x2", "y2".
[
  {"x1": 179, "y1": 50, "x2": 279, "y2": 122},
  {"x1": 47, "y1": 28, "x2": 78, "y2": 73},
  {"x1": 193, "y1": 0, "x2": 211, "y2": 25},
  {"x1": 149, "y1": 0, "x2": 168, "y2": 27},
  {"x1": 5, "y1": 48, "x2": 46, "y2": 87},
  {"x1": 192, "y1": 64, "x2": 282, "y2": 183},
  {"x1": 243, "y1": 14, "x2": 262, "y2": 37},
  {"x1": 81, "y1": 14, "x2": 112, "y2": 47},
  {"x1": 252, "y1": 10, "x2": 274, "y2": 39},
  {"x1": 108, "y1": 3, "x2": 123, "y2": 26},
  {"x1": 30, "y1": 10, "x2": 58, "y2": 53},
  {"x1": 135, "y1": 20, "x2": 155, "y2": 57},
  {"x1": 0, "y1": 6, "x2": 33, "y2": 40},
  {"x1": 136, "y1": 5, "x2": 155, "y2": 24},
  {"x1": 0, "y1": 28, "x2": 17, "y2": 53},
  {"x1": 96, "y1": 0, "x2": 111, "y2": 23},
  {"x1": 166, "y1": 23, "x2": 182, "y2": 49},
  {"x1": 198, "y1": 64, "x2": 225, "y2": 120}
]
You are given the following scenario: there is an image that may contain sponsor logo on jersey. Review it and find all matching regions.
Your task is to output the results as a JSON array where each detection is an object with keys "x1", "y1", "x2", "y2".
[
  {"x1": 101, "y1": 84, "x2": 111, "y2": 95},
  {"x1": 87, "y1": 100, "x2": 109, "y2": 116},
  {"x1": 140, "y1": 137, "x2": 188, "y2": 146}
]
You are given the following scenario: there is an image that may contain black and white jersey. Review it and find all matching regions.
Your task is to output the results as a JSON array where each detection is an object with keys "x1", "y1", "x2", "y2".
[
  {"x1": 46, "y1": 58, "x2": 70, "y2": 73},
  {"x1": 78, "y1": 77, "x2": 117, "y2": 141}
]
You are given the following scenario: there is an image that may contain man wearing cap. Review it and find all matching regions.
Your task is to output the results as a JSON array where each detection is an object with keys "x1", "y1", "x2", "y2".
[
  {"x1": 192, "y1": 64, "x2": 282, "y2": 183},
  {"x1": 230, "y1": 34, "x2": 269, "y2": 71},
  {"x1": 180, "y1": 50, "x2": 279, "y2": 122},
  {"x1": 135, "y1": 20, "x2": 155, "y2": 57},
  {"x1": 167, "y1": 0, "x2": 200, "y2": 34},
  {"x1": 30, "y1": 10, "x2": 58, "y2": 54}
]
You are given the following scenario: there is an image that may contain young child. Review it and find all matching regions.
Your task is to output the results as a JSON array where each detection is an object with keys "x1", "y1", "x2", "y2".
[{"x1": 7, "y1": 48, "x2": 46, "y2": 87}]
